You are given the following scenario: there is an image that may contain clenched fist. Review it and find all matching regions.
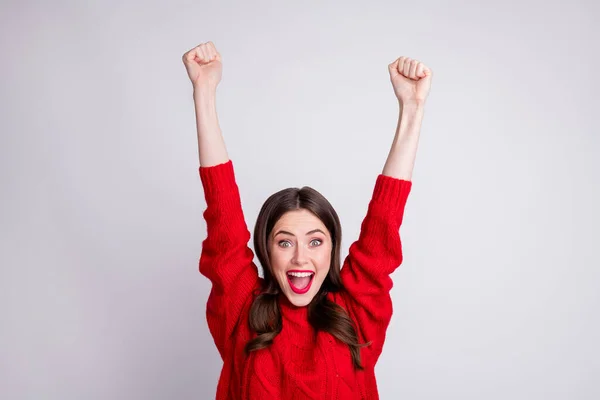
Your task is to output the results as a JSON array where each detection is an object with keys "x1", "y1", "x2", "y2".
[
  {"x1": 182, "y1": 41, "x2": 222, "y2": 90},
  {"x1": 388, "y1": 56, "x2": 432, "y2": 105}
]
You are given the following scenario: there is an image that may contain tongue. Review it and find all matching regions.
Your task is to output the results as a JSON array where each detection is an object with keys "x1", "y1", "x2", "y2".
[{"x1": 289, "y1": 275, "x2": 311, "y2": 290}]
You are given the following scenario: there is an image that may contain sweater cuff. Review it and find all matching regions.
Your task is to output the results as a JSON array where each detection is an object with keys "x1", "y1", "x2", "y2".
[
  {"x1": 372, "y1": 174, "x2": 412, "y2": 215},
  {"x1": 198, "y1": 160, "x2": 240, "y2": 204}
]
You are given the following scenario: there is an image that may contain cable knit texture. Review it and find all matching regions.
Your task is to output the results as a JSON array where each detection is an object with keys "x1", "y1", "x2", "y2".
[{"x1": 198, "y1": 160, "x2": 412, "y2": 400}]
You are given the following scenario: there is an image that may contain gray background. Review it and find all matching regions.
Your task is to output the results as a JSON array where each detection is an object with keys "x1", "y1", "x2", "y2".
[{"x1": 1, "y1": 0, "x2": 599, "y2": 399}]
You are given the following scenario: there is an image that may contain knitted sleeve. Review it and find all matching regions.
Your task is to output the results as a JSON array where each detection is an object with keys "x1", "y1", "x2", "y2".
[
  {"x1": 339, "y1": 174, "x2": 412, "y2": 368},
  {"x1": 198, "y1": 160, "x2": 259, "y2": 359}
]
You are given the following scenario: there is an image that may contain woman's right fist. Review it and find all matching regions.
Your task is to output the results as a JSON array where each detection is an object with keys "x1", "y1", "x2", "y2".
[{"x1": 182, "y1": 41, "x2": 222, "y2": 90}]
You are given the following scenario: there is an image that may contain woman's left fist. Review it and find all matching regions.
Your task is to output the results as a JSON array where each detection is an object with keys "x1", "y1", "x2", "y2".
[{"x1": 388, "y1": 56, "x2": 432, "y2": 105}]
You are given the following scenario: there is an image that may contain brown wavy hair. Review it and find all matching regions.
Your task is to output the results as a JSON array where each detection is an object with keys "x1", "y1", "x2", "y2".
[{"x1": 244, "y1": 185, "x2": 370, "y2": 369}]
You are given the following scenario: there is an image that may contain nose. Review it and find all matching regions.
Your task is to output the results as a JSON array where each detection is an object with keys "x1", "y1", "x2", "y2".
[{"x1": 292, "y1": 243, "x2": 309, "y2": 265}]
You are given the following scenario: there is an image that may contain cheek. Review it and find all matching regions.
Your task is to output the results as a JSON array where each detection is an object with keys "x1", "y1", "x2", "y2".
[
  {"x1": 314, "y1": 246, "x2": 332, "y2": 271},
  {"x1": 269, "y1": 250, "x2": 288, "y2": 274}
]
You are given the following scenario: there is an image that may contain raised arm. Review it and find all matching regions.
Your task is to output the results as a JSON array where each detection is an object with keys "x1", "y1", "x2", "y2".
[
  {"x1": 340, "y1": 56, "x2": 432, "y2": 368},
  {"x1": 183, "y1": 41, "x2": 229, "y2": 167},
  {"x1": 183, "y1": 42, "x2": 259, "y2": 358},
  {"x1": 382, "y1": 56, "x2": 432, "y2": 180}
]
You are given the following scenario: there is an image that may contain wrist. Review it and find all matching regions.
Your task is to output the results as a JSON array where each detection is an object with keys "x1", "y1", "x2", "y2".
[
  {"x1": 398, "y1": 99, "x2": 425, "y2": 109},
  {"x1": 398, "y1": 101, "x2": 425, "y2": 119},
  {"x1": 193, "y1": 85, "x2": 217, "y2": 99}
]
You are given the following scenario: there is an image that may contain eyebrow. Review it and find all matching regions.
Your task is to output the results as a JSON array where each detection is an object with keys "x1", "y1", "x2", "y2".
[{"x1": 274, "y1": 229, "x2": 326, "y2": 237}]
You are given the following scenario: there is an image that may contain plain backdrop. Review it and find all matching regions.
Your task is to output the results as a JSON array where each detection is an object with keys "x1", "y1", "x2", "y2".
[{"x1": 1, "y1": 0, "x2": 599, "y2": 399}]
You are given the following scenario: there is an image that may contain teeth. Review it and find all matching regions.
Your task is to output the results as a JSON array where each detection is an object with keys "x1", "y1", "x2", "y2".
[{"x1": 287, "y1": 271, "x2": 314, "y2": 278}]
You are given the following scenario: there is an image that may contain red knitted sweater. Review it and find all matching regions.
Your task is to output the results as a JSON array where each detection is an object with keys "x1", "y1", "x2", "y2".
[{"x1": 198, "y1": 160, "x2": 412, "y2": 400}]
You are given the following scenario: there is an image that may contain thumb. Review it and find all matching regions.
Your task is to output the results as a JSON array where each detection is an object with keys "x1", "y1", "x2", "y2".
[
  {"x1": 420, "y1": 66, "x2": 432, "y2": 78},
  {"x1": 214, "y1": 52, "x2": 223, "y2": 64}
]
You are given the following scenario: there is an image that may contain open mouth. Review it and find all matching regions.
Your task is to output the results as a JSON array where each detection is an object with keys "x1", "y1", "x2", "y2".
[{"x1": 286, "y1": 270, "x2": 315, "y2": 294}]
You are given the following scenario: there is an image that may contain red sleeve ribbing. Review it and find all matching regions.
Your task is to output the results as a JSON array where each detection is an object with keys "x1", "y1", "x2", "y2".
[
  {"x1": 340, "y1": 174, "x2": 412, "y2": 368},
  {"x1": 198, "y1": 160, "x2": 259, "y2": 359}
]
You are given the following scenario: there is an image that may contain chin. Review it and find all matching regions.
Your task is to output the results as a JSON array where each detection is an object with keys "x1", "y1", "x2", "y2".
[{"x1": 285, "y1": 292, "x2": 315, "y2": 307}]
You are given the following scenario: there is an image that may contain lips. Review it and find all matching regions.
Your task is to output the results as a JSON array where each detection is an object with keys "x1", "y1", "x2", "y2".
[{"x1": 286, "y1": 270, "x2": 315, "y2": 294}]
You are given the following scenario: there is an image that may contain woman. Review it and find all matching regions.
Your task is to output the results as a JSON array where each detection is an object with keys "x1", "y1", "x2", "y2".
[{"x1": 183, "y1": 41, "x2": 432, "y2": 400}]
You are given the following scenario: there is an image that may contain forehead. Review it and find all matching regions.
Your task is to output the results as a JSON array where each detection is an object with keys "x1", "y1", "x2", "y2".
[{"x1": 272, "y1": 209, "x2": 328, "y2": 232}]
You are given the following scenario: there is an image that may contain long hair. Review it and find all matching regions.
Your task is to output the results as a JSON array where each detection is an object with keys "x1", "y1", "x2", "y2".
[{"x1": 244, "y1": 185, "x2": 369, "y2": 369}]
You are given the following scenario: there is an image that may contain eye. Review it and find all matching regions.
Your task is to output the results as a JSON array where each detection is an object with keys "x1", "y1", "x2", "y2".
[
  {"x1": 310, "y1": 239, "x2": 322, "y2": 246},
  {"x1": 278, "y1": 240, "x2": 292, "y2": 248}
]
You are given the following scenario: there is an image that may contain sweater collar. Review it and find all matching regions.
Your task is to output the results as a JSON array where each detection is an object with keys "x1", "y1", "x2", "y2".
[{"x1": 278, "y1": 293, "x2": 309, "y2": 322}]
